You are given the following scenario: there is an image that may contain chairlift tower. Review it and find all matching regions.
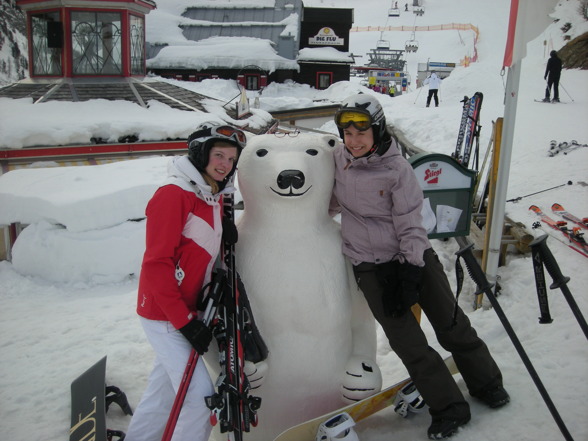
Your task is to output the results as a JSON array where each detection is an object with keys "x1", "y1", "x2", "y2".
[
  {"x1": 367, "y1": 32, "x2": 406, "y2": 70},
  {"x1": 367, "y1": 46, "x2": 406, "y2": 70}
]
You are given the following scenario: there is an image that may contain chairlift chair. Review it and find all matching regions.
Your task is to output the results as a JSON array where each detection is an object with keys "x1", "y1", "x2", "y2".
[
  {"x1": 405, "y1": 40, "x2": 419, "y2": 52},
  {"x1": 388, "y1": 1, "x2": 401, "y2": 17},
  {"x1": 376, "y1": 39, "x2": 390, "y2": 50},
  {"x1": 413, "y1": 6, "x2": 424, "y2": 15}
]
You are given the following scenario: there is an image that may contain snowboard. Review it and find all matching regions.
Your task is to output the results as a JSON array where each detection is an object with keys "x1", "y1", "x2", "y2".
[
  {"x1": 70, "y1": 356, "x2": 108, "y2": 441},
  {"x1": 273, "y1": 356, "x2": 458, "y2": 441}
]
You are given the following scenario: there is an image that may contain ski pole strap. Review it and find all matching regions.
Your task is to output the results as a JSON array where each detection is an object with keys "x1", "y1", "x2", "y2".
[{"x1": 529, "y1": 239, "x2": 553, "y2": 324}]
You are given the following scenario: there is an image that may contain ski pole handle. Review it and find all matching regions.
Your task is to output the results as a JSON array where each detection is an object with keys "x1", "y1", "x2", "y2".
[
  {"x1": 529, "y1": 237, "x2": 553, "y2": 324},
  {"x1": 529, "y1": 235, "x2": 570, "y2": 289},
  {"x1": 530, "y1": 235, "x2": 588, "y2": 340},
  {"x1": 455, "y1": 243, "x2": 493, "y2": 292}
]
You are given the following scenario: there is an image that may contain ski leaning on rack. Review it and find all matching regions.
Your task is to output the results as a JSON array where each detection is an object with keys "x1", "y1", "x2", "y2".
[
  {"x1": 452, "y1": 95, "x2": 470, "y2": 162},
  {"x1": 205, "y1": 193, "x2": 263, "y2": 441},
  {"x1": 462, "y1": 92, "x2": 483, "y2": 167},
  {"x1": 452, "y1": 92, "x2": 483, "y2": 167},
  {"x1": 273, "y1": 356, "x2": 458, "y2": 441},
  {"x1": 529, "y1": 205, "x2": 588, "y2": 258},
  {"x1": 551, "y1": 203, "x2": 588, "y2": 229}
]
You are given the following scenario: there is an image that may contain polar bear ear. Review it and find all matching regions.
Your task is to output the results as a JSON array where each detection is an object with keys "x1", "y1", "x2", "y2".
[{"x1": 323, "y1": 135, "x2": 339, "y2": 149}]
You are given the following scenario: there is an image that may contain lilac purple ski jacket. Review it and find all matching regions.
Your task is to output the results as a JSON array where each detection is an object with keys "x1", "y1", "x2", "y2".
[{"x1": 329, "y1": 138, "x2": 431, "y2": 267}]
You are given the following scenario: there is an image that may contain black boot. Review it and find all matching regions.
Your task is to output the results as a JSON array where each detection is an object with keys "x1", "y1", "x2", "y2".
[
  {"x1": 428, "y1": 415, "x2": 471, "y2": 439},
  {"x1": 471, "y1": 385, "x2": 510, "y2": 408}
]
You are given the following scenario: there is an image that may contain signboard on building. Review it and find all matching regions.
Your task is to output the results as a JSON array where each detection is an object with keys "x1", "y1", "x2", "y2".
[{"x1": 309, "y1": 27, "x2": 344, "y2": 46}]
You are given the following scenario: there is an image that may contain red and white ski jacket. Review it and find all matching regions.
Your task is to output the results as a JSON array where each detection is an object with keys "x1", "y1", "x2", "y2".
[{"x1": 137, "y1": 156, "x2": 234, "y2": 330}]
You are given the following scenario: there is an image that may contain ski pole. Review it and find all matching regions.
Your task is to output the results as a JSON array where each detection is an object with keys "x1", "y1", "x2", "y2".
[
  {"x1": 506, "y1": 181, "x2": 573, "y2": 202},
  {"x1": 559, "y1": 81, "x2": 574, "y2": 102},
  {"x1": 529, "y1": 238, "x2": 553, "y2": 324},
  {"x1": 529, "y1": 235, "x2": 588, "y2": 340},
  {"x1": 161, "y1": 270, "x2": 227, "y2": 441},
  {"x1": 454, "y1": 237, "x2": 574, "y2": 441},
  {"x1": 413, "y1": 85, "x2": 423, "y2": 104}
]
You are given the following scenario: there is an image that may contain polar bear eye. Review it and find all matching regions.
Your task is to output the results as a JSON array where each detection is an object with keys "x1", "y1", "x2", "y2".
[
  {"x1": 306, "y1": 149, "x2": 318, "y2": 156},
  {"x1": 256, "y1": 149, "x2": 268, "y2": 157}
]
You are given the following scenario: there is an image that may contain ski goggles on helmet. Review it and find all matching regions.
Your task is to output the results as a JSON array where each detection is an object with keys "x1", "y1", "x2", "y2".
[
  {"x1": 334, "y1": 109, "x2": 373, "y2": 131},
  {"x1": 209, "y1": 125, "x2": 247, "y2": 148},
  {"x1": 190, "y1": 124, "x2": 247, "y2": 150}
]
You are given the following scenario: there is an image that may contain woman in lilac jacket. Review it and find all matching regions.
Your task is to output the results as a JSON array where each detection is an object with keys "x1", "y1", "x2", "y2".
[{"x1": 329, "y1": 93, "x2": 509, "y2": 440}]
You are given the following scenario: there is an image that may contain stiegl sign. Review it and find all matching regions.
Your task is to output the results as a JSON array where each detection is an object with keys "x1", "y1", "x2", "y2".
[
  {"x1": 414, "y1": 160, "x2": 472, "y2": 190},
  {"x1": 409, "y1": 153, "x2": 477, "y2": 239}
]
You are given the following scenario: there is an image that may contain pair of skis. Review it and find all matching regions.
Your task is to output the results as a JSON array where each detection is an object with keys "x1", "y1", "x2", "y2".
[
  {"x1": 547, "y1": 139, "x2": 587, "y2": 157},
  {"x1": 204, "y1": 193, "x2": 262, "y2": 440},
  {"x1": 529, "y1": 203, "x2": 588, "y2": 258},
  {"x1": 453, "y1": 92, "x2": 483, "y2": 168}
]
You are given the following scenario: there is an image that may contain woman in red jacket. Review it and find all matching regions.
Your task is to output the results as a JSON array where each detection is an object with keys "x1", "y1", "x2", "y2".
[{"x1": 126, "y1": 121, "x2": 246, "y2": 441}]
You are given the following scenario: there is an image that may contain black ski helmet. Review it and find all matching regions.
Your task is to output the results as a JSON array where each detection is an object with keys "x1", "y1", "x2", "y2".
[
  {"x1": 336, "y1": 93, "x2": 388, "y2": 149},
  {"x1": 187, "y1": 122, "x2": 246, "y2": 176}
]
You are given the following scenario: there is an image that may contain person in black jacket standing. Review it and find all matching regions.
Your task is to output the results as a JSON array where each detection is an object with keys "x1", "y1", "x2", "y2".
[{"x1": 543, "y1": 50, "x2": 562, "y2": 102}]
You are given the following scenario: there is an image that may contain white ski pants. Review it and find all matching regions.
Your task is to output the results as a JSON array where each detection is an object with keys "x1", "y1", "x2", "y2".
[{"x1": 125, "y1": 317, "x2": 214, "y2": 441}]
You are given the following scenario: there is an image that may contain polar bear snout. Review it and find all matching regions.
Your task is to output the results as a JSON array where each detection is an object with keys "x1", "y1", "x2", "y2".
[
  {"x1": 278, "y1": 169, "x2": 305, "y2": 189},
  {"x1": 271, "y1": 169, "x2": 311, "y2": 197}
]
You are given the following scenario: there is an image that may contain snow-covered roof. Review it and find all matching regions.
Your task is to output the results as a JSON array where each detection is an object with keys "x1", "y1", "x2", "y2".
[
  {"x1": 146, "y1": 36, "x2": 300, "y2": 73},
  {"x1": 147, "y1": 0, "x2": 303, "y2": 61},
  {"x1": 297, "y1": 47, "x2": 354, "y2": 64}
]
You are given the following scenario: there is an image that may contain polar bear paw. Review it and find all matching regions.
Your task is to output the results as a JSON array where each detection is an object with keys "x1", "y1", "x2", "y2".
[
  {"x1": 244, "y1": 360, "x2": 269, "y2": 390},
  {"x1": 340, "y1": 356, "x2": 382, "y2": 404}
]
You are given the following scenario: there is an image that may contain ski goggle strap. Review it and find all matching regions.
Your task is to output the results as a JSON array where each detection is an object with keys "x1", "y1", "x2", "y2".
[
  {"x1": 209, "y1": 125, "x2": 247, "y2": 148},
  {"x1": 335, "y1": 109, "x2": 373, "y2": 131}
]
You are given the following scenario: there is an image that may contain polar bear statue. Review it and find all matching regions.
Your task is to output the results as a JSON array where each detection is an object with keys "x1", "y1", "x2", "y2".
[{"x1": 234, "y1": 132, "x2": 382, "y2": 440}]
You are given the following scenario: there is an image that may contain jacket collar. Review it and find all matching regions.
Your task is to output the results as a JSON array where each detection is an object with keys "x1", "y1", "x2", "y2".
[{"x1": 165, "y1": 156, "x2": 236, "y2": 204}]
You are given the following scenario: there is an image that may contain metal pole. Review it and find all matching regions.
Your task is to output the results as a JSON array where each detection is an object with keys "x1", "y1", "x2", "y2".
[
  {"x1": 485, "y1": 62, "x2": 521, "y2": 287},
  {"x1": 559, "y1": 81, "x2": 574, "y2": 102}
]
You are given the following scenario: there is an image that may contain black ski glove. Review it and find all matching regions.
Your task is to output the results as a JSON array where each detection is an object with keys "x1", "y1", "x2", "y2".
[
  {"x1": 179, "y1": 318, "x2": 213, "y2": 354},
  {"x1": 397, "y1": 262, "x2": 423, "y2": 311},
  {"x1": 222, "y1": 217, "x2": 238, "y2": 246}
]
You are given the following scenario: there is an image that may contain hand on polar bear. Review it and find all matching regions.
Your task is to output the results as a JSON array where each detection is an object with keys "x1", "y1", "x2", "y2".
[
  {"x1": 244, "y1": 360, "x2": 269, "y2": 390},
  {"x1": 340, "y1": 356, "x2": 382, "y2": 403}
]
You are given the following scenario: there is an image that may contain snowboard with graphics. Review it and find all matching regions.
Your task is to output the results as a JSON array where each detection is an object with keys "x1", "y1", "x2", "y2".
[
  {"x1": 70, "y1": 357, "x2": 108, "y2": 441},
  {"x1": 273, "y1": 356, "x2": 458, "y2": 441}
]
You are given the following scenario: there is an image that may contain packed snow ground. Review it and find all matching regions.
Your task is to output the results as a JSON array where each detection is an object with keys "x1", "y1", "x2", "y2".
[{"x1": 1, "y1": 0, "x2": 587, "y2": 440}]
